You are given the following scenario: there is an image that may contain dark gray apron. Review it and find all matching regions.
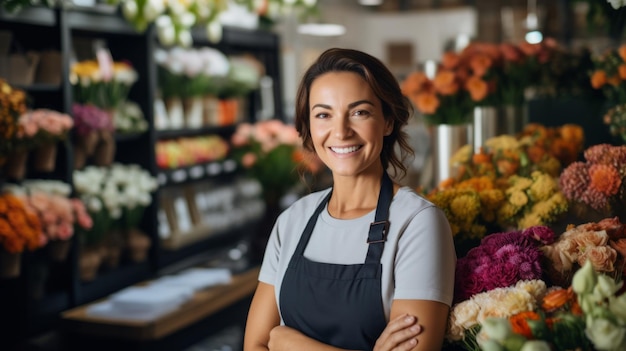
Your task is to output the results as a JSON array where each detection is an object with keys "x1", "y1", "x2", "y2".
[{"x1": 279, "y1": 172, "x2": 392, "y2": 350}]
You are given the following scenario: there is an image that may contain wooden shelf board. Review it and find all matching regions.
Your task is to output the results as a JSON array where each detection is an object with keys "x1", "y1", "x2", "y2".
[{"x1": 60, "y1": 266, "x2": 260, "y2": 341}]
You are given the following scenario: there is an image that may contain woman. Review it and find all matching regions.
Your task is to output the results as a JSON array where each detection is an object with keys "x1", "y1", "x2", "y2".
[{"x1": 244, "y1": 48, "x2": 456, "y2": 351}]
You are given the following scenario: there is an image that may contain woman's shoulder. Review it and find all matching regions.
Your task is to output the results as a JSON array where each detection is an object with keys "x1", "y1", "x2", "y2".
[
  {"x1": 279, "y1": 188, "x2": 332, "y2": 220},
  {"x1": 393, "y1": 186, "x2": 436, "y2": 211}
]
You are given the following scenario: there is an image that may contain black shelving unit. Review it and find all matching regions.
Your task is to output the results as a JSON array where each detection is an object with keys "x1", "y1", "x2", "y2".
[{"x1": 0, "y1": 5, "x2": 282, "y2": 349}]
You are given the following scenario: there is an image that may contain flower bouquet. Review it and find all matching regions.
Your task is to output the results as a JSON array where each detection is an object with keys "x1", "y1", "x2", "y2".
[
  {"x1": 230, "y1": 119, "x2": 322, "y2": 206},
  {"x1": 559, "y1": 143, "x2": 626, "y2": 222},
  {"x1": 155, "y1": 47, "x2": 231, "y2": 128},
  {"x1": 590, "y1": 43, "x2": 626, "y2": 105},
  {"x1": 426, "y1": 176, "x2": 505, "y2": 256},
  {"x1": 603, "y1": 102, "x2": 626, "y2": 144},
  {"x1": 0, "y1": 79, "x2": 28, "y2": 178},
  {"x1": 9, "y1": 180, "x2": 93, "y2": 262},
  {"x1": 17, "y1": 109, "x2": 74, "y2": 172},
  {"x1": 541, "y1": 217, "x2": 626, "y2": 287},
  {"x1": 72, "y1": 103, "x2": 114, "y2": 169},
  {"x1": 70, "y1": 58, "x2": 138, "y2": 168},
  {"x1": 0, "y1": 191, "x2": 44, "y2": 277},
  {"x1": 401, "y1": 41, "x2": 502, "y2": 125},
  {"x1": 471, "y1": 258, "x2": 626, "y2": 351}
]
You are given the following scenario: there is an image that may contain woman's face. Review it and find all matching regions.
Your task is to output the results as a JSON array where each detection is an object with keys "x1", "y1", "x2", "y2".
[{"x1": 308, "y1": 71, "x2": 392, "y2": 178}]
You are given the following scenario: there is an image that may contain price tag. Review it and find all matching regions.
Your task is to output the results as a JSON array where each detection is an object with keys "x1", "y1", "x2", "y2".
[
  {"x1": 206, "y1": 162, "x2": 222, "y2": 175},
  {"x1": 223, "y1": 159, "x2": 237, "y2": 173},
  {"x1": 157, "y1": 208, "x2": 171, "y2": 239},
  {"x1": 173, "y1": 196, "x2": 192, "y2": 233},
  {"x1": 172, "y1": 169, "x2": 187, "y2": 183},
  {"x1": 189, "y1": 165, "x2": 204, "y2": 179}
]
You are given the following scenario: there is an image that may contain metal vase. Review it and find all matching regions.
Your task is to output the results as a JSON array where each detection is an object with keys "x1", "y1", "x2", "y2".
[
  {"x1": 499, "y1": 104, "x2": 528, "y2": 136},
  {"x1": 431, "y1": 123, "x2": 472, "y2": 186},
  {"x1": 473, "y1": 105, "x2": 498, "y2": 153}
]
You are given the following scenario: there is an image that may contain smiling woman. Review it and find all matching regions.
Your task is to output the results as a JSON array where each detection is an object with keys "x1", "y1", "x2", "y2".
[{"x1": 243, "y1": 48, "x2": 457, "y2": 351}]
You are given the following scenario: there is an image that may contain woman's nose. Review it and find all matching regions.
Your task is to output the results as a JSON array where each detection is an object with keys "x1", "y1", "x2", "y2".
[{"x1": 333, "y1": 117, "x2": 352, "y2": 139}]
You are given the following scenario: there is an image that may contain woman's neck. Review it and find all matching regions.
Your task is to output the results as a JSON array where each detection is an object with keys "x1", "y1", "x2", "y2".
[{"x1": 328, "y1": 172, "x2": 392, "y2": 219}]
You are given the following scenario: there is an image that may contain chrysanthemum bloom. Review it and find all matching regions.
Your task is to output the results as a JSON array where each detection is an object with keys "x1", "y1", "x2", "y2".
[{"x1": 588, "y1": 164, "x2": 621, "y2": 196}]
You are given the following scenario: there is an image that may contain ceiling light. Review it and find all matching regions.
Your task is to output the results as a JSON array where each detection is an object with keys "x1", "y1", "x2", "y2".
[
  {"x1": 297, "y1": 23, "x2": 346, "y2": 36},
  {"x1": 359, "y1": 0, "x2": 383, "y2": 5}
]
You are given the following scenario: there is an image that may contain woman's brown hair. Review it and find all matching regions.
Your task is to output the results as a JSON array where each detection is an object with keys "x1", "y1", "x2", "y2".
[{"x1": 294, "y1": 47, "x2": 414, "y2": 179}]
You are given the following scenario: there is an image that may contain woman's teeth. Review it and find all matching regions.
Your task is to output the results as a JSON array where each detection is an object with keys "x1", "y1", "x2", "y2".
[{"x1": 331, "y1": 146, "x2": 361, "y2": 154}]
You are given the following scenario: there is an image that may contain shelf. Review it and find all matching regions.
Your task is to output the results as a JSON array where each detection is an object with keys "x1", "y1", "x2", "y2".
[
  {"x1": 13, "y1": 83, "x2": 62, "y2": 92},
  {"x1": 76, "y1": 261, "x2": 152, "y2": 306},
  {"x1": 155, "y1": 124, "x2": 237, "y2": 140},
  {"x1": 115, "y1": 131, "x2": 147, "y2": 142},
  {"x1": 65, "y1": 8, "x2": 139, "y2": 35},
  {"x1": 157, "y1": 159, "x2": 238, "y2": 187},
  {"x1": 60, "y1": 266, "x2": 260, "y2": 341},
  {"x1": 0, "y1": 6, "x2": 56, "y2": 27},
  {"x1": 190, "y1": 25, "x2": 279, "y2": 50}
]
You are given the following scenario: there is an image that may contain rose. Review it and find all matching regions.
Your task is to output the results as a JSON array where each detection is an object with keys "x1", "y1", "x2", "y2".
[{"x1": 578, "y1": 246, "x2": 617, "y2": 272}]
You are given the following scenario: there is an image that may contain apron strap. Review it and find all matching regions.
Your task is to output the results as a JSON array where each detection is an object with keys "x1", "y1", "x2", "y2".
[
  {"x1": 291, "y1": 190, "x2": 332, "y2": 257},
  {"x1": 365, "y1": 171, "x2": 393, "y2": 264}
]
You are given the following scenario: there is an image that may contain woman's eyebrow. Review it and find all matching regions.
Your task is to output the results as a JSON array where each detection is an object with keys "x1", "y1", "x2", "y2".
[{"x1": 311, "y1": 100, "x2": 374, "y2": 110}]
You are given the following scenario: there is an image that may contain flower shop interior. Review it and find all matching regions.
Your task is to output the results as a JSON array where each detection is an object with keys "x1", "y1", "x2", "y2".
[{"x1": 2, "y1": 0, "x2": 626, "y2": 350}]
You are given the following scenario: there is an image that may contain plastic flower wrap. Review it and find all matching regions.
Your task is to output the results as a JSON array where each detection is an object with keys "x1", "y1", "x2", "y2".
[
  {"x1": 453, "y1": 226, "x2": 555, "y2": 302},
  {"x1": 230, "y1": 119, "x2": 323, "y2": 204},
  {"x1": 541, "y1": 217, "x2": 626, "y2": 287},
  {"x1": 0, "y1": 79, "x2": 27, "y2": 161},
  {"x1": 496, "y1": 170, "x2": 569, "y2": 230},
  {"x1": 559, "y1": 143, "x2": 626, "y2": 217},
  {"x1": 70, "y1": 59, "x2": 138, "y2": 110}
]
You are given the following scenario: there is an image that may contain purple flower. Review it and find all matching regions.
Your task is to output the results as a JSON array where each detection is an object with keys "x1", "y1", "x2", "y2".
[
  {"x1": 522, "y1": 226, "x2": 556, "y2": 245},
  {"x1": 72, "y1": 103, "x2": 113, "y2": 135}
]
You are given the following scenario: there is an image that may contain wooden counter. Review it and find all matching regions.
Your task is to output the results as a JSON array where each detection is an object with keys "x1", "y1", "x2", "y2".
[{"x1": 60, "y1": 266, "x2": 260, "y2": 341}]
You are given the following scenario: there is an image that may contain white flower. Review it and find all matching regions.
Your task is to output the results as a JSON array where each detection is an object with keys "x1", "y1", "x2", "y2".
[
  {"x1": 586, "y1": 317, "x2": 626, "y2": 351},
  {"x1": 609, "y1": 293, "x2": 626, "y2": 323},
  {"x1": 477, "y1": 317, "x2": 511, "y2": 344},
  {"x1": 573, "y1": 260, "x2": 597, "y2": 295},
  {"x1": 520, "y1": 340, "x2": 551, "y2": 351},
  {"x1": 206, "y1": 21, "x2": 223, "y2": 44},
  {"x1": 607, "y1": 0, "x2": 626, "y2": 10},
  {"x1": 121, "y1": 0, "x2": 138, "y2": 20}
]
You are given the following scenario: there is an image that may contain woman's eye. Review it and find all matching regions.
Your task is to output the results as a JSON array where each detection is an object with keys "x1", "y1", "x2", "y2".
[
  {"x1": 353, "y1": 110, "x2": 370, "y2": 117},
  {"x1": 315, "y1": 112, "x2": 329, "y2": 119}
]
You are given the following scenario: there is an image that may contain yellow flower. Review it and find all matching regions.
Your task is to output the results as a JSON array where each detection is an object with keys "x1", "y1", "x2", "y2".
[
  {"x1": 451, "y1": 144, "x2": 473, "y2": 165},
  {"x1": 451, "y1": 194, "x2": 481, "y2": 220},
  {"x1": 508, "y1": 176, "x2": 533, "y2": 192},
  {"x1": 528, "y1": 171, "x2": 558, "y2": 201},
  {"x1": 518, "y1": 212, "x2": 543, "y2": 229},
  {"x1": 509, "y1": 190, "x2": 529, "y2": 208},
  {"x1": 485, "y1": 135, "x2": 521, "y2": 151}
]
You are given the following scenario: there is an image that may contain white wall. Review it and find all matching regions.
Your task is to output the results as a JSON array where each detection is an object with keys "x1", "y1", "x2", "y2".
[{"x1": 276, "y1": 4, "x2": 478, "y2": 120}]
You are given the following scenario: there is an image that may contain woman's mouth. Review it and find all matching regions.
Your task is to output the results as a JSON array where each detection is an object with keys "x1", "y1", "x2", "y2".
[{"x1": 330, "y1": 145, "x2": 362, "y2": 154}]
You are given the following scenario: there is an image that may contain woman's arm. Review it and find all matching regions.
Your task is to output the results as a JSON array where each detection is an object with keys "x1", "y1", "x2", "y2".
[
  {"x1": 244, "y1": 282, "x2": 281, "y2": 351},
  {"x1": 267, "y1": 314, "x2": 422, "y2": 351},
  {"x1": 388, "y1": 299, "x2": 450, "y2": 351}
]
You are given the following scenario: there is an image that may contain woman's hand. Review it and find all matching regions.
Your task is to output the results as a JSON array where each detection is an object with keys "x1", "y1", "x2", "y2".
[
  {"x1": 373, "y1": 314, "x2": 422, "y2": 351},
  {"x1": 268, "y1": 325, "x2": 307, "y2": 351}
]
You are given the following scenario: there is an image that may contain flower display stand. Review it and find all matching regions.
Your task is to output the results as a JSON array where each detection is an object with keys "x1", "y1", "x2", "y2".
[
  {"x1": 32, "y1": 142, "x2": 57, "y2": 172},
  {"x1": 0, "y1": 250, "x2": 21, "y2": 279},
  {"x1": 48, "y1": 239, "x2": 72, "y2": 262}
]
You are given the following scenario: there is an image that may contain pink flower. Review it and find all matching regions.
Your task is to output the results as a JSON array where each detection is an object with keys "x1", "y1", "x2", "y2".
[{"x1": 241, "y1": 152, "x2": 257, "y2": 168}]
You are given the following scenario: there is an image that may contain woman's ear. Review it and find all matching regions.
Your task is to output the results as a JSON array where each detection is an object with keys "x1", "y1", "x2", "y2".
[{"x1": 384, "y1": 119, "x2": 394, "y2": 136}]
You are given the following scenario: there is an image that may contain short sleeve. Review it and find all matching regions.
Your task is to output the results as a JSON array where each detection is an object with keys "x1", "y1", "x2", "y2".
[
  {"x1": 258, "y1": 217, "x2": 282, "y2": 286},
  {"x1": 393, "y1": 205, "x2": 456, "y2": 306}
]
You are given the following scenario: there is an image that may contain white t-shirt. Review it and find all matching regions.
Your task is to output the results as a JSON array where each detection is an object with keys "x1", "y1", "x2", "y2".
[{"x1": 258, "y1": 186, "x2": 456, "y2": 321}]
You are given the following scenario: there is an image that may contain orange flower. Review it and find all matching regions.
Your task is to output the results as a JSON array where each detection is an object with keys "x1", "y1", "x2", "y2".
[
  {"x1": 0, "y1": 194, "x2": 43, "y2": 254},
  {"x1": 589, "y1": 164, "x2": 622, "y2": 196},
  {"x1": 465, "y1": 76, "x2": 488, "y2": 102},
  {"x1": 619, "y1": 64, "x2": 626, "y2": 80},
  {"x1": 400, "y1": 71, "x2": 429, "y2": 96},
  {"x1": 441, "y1": 51, "x2": 460, "y2": 70},
  {"x1": 415, "y1": 92, "x2": 440, "y2": 115},
  {"x1": 619, "y1": 44, "x2": 626, "y2": 62},
  {"x1": 591, "y1": 70, "x2": 607, "y2": 89},
  {"x1": 433, "y1": 70, "x2": 459, "y2": 96},
  {"x1": 469, "y1": 53, "x2": 493, "y2": 77},
  {"x1": 527, "y1": 145, "x2": 547, "y2": 164},
  {"x1": 509, "y1": 311, "x2": 540, "y2": 339}
]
